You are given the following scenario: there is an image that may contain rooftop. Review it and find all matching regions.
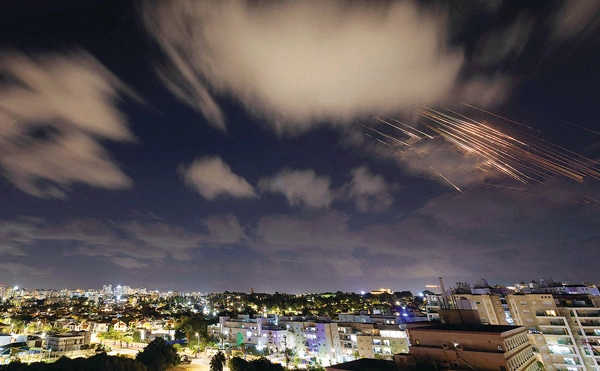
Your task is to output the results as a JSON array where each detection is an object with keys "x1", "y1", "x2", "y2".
[{"x1": 410, "y1": 324, "x2": 523, "y2": 334}]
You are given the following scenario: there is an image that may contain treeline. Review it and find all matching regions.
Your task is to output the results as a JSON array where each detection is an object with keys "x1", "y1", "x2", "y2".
[
  {"x1": 0, "y1": 353, "x2": 147, "y2": 371},
  {"x1": 0, "y1": 338, "x2": 179, "y2": 371},
  {"x1": 208, "y1": 290, "x2": 423, "y2": 317}
]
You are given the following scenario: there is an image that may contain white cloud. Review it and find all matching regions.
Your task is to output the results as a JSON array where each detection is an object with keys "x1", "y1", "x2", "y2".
[
  {"x1": 453, "y1": 74, "x2": 513, "y2": 109},
  {"x1": 255, "y1": 212, "x2": 355, "y2": 251},
  {"x1": 346, "y1": 166, "x2": 394, "y2": 212},
  {"x1": 472, "y1": 13, "x2": 535, "y2": 68},
  {"x1": 0, "y1": 263, "x2": 48, "y2": 276},
  {"x1": 110, "y1": 257, "x2": 149, "y2": 269},
  {"x1": 259, "y1": 169, "x2": 333, "y2": 208},
  {"x1": 0, "y1": 51, "x2": 135, "y2": 198},
  {"x1": 350, "y1": 129, "x2": 494, "y2": 190},
  {"x1": 203, "y1": 214, "x2": 247, "y2": 244},
  {"x1": 179, "y1": 156, "x2": 257, "y2": 200},
  {"x1": 550, "y1": 1, "x2": 600, "y2": 42},
  {"x1": 142, "y1": 0, "x2": 464, "y2": 133}
]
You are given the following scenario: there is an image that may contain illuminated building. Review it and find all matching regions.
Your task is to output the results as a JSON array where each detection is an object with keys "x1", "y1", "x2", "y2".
[
  {"x1": 399, "y1": 324, "x2": 540, "y2": 371},
  {"x1": 507, "y1": 294, "x2": 600, "y2": 371}
]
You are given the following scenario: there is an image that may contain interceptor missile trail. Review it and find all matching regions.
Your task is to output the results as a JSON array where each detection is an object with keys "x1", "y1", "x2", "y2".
[
  {"x1": 358, "y1": 105, "x2": 600, "y2": 190},
  {"x1": 430, "y1": 166, "x2": 462, "y2": 192}
]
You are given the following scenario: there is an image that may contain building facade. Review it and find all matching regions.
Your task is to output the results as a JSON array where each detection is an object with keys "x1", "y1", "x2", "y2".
[
  {"x1": 46, "y1": 331, "x2": 91, "y2": 353},
  {"x1": 508, "y1": 293, "x2": 600, "y2": 371},
  {"x1": 404, "y1": 324, "x2": 541, "y2": 371}
]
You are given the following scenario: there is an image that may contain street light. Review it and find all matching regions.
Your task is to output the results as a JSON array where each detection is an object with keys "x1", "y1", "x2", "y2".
[{"x1": 195, "y1": 332, "x2": 199, "y2": 358}]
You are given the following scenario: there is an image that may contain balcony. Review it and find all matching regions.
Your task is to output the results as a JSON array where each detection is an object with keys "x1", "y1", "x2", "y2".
[
  {"x1": 556, "y1": 339, "x2": 574, "y2": 346},
  {"x1": 552, "y1": 361, "x2": 584, "y2": 368},
  {"x1": 546, "y1": 339, "x2": 574, "y2": 346},
  {"x1": 574, "y1": 310, "x2": 600, "y2": 318},
  {"x1": 548, "y1": 345, "x2": 578, "y2": 355},
  {"x1": 539, "y1": 321, "x2": 566, "y2": 327}
]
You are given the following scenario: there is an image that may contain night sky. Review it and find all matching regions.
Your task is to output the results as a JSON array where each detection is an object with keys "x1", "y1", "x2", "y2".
[{"x1": 1, "y1": 1, "x2": 599, "y2": 293}]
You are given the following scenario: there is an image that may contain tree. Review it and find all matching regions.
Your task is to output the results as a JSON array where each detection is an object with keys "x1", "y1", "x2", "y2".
[
  {"x1": 249, "y1": 357, "x2": 284, "y2": 371},
  {"x1": 175, "y1": 315, "x2": 207, "y2": 345},
  {"x1": 123, "y1": 334, "x2": 134, "y2": 348},
  {"x1": 228, "y1": 357, "x2": 250, "y2": 371},
  {"x1": 136, "y1": 338, "x2": 180, "y2": 371},
  {"x1": 210, "y1": 351, "x2": 226, "y2": 371},
  {"x1": 0, "y1": 353, "x2": 148, "y2": 371}
]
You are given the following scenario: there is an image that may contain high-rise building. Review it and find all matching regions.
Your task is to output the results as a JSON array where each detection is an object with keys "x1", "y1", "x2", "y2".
[
  {"x1": 427, "y1": 279, "x2": 600, "y2": 370},
  {"x1": 507, "y1": 293, "x2": 600, "y2": 370},
  {"x1": 102, "y1": 284, "x2": 112, "y2": 295}
]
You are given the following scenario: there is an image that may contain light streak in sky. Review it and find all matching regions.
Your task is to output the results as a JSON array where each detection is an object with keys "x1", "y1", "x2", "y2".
[
  {"x1": 360, "y1": 104, "x2": 600, "y2": 191},
  {"x1": 430, "y1": 165, "x2": 462, "y2": 192},
  {"x1": 538, "y1": 113, "x2": 600, "y2": 136}
]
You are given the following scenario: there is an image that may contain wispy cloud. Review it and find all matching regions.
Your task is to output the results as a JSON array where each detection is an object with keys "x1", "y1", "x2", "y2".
[
  {"x1": 258, "y1": 169, "x2": 333, "y2": 209},
  {"x1": 550, "y1": 1, "x2": 600, "y2": 42},
  {"x1": 142, "y1": 0, "x2": 463, "y2": 133},
  {"x1": 202, "y1": 214, "x2": 247, "y2": 244},
  {"x1": 0, "y1": 262, "x2": 49, "y2": 276},
  {"x1": 345, "y1": 166, "x2": 394, "y2": 212},
  {"x1": 0, "y1": 217, "x2": 212, "y2": 267},
  {"x1": 179, "y1": 156, "x2": 257, "y2": 200},
  {"x1": 0, "y1": 51, "x2": 136, "y2": 198}
]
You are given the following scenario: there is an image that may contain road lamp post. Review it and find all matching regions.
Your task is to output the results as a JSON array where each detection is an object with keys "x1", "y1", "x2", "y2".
[{"x1": 195, "y1": 332, "x2": 199, "y2": 358}]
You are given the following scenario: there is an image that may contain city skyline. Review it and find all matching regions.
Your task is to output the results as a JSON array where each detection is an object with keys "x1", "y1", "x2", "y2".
[
  {"x1": 1, "y1": 1, "x2": 599, "y2": 293},
  {"x1": 2, "y1": 276, "x2": 597, "y2": 297}
]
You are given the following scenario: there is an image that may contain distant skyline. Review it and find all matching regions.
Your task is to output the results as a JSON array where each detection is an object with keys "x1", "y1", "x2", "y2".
[
  {"x1": 4, "y1": 276, "x2": 597, "y2": 296},
  {"x1": 1, "y1": 1, "x2": 599, "y2": 293}
]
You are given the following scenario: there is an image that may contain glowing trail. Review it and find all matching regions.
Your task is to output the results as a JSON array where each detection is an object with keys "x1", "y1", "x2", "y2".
[
  {"x1": 429, "y1": 166, "x2": 462, "y2": 192},
  {"x1": 539, "y1": 113, "x2": 600, "y2": 136},
  {"x1": 359, "y1": 105, "x2": 600, "y2": 190}
]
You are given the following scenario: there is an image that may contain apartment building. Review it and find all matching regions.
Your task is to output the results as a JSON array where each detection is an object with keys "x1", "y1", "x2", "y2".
[
  {"x1": 507, "y1": 294, "x2": 600, "y2": 371},
  {"x1": 210, "y1": 316, "x2": 343, "y2": 366},
  {"x1": 211, "y1": 314, "x2": 410, "y2": 366},
  {"x1": 210, "y1": 316, "x2": 287, "y2": 351},
  {"x1": 425, "y1": 294, "x2": 442, "y2": 321},
  {"x1": 424, "y1": 279, "x2": 600, "y2": 370},
  {"x1": 46, "y1": 331, "x2": 91, "y2": 353},
  {"x1": 426, "y1": 290, "x2": 511, "y2": 325},
  {"x1": 453, "y1": 293, "x2": 511, "y2": 325},
  {"x1": 337, "y1": 322, "x2": 409, "y2": 361},
  {"x1": 401, "y1": 324, "x2": 540, "y2": 371}
]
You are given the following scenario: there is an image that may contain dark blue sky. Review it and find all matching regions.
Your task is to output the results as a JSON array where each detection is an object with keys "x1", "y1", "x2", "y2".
[{"x1": 1, "y1": 0, "x2": 599, "y2": 293}]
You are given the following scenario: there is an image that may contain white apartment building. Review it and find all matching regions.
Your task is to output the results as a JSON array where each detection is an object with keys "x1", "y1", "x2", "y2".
[
  {"x1": 209, "y1": 316, "x2": 288, "y2": 352},
  {"x1": 212, "y1": 315, "x2": 408, "y2": 367},
  {"x1": 46, "y1": 331, "x2": 90, "y2": 353}
]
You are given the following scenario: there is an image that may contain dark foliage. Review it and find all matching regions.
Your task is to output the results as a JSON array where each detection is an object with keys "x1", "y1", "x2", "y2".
[
  {"x1": 227, "y1": 356, "x2": 285, "y2": 371},
  {"x1": 209, "y1": 351, "x2": 226, "y2": 371},
  {"x1": 136, "y1": 338, "x2": 180, "y2": 371},
  {"x1": 0, "y1": 353, "x2": 147, "y2": 371}
]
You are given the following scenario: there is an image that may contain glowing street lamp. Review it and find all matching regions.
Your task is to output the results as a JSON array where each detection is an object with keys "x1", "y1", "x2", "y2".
[{"x1": 195, "y1": 332, "x2": 199, "y2": 358}]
